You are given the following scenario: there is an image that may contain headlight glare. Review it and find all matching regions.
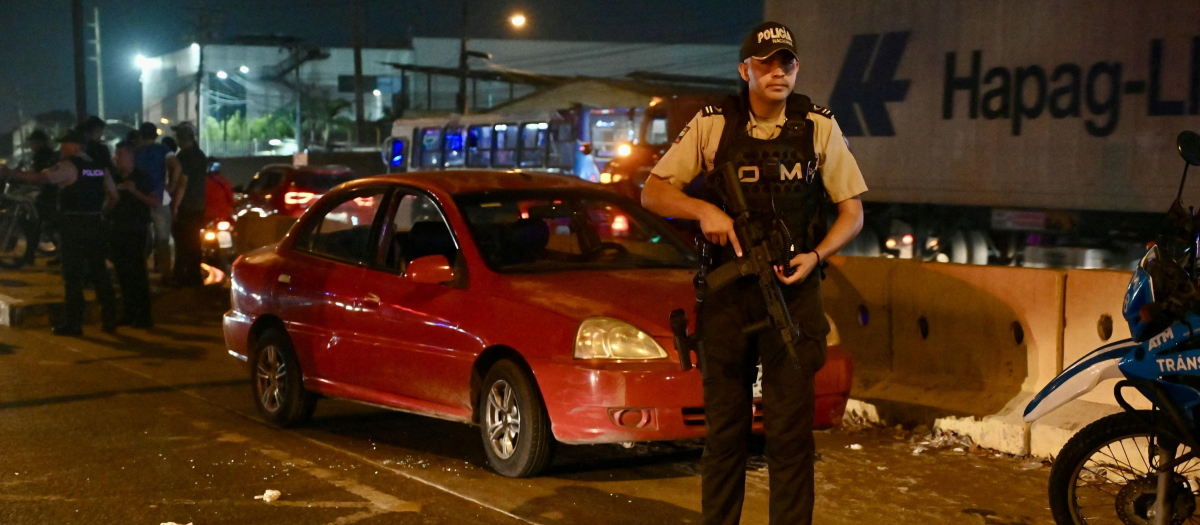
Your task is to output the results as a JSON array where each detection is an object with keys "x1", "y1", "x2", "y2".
[{"x1": 574, "y1": 317, "x2": 667, "y2": 360}]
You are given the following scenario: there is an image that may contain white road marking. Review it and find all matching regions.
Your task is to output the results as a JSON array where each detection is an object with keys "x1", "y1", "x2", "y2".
[{"x1": 38, "y1": 335, "x2": 543, "y2": 525}]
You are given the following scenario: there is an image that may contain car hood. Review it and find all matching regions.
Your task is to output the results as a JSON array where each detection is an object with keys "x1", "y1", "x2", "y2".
[{"x1": 496, "y1": 269, "x2": 696, "y2": 337}]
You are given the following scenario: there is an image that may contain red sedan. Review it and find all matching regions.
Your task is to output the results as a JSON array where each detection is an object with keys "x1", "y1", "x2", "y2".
[{"x1": 223, "y1": 170, "x2": 852, "y2": 477}]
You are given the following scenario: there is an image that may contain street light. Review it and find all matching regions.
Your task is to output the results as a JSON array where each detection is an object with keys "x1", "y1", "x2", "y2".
[
  {"x1": 509, "y1": 14, "x2": 526, "y2": 28},
  {"x1": 216, "y1": 70, "x2": 228, "y2": 79},
  {"x1": 239, "y1": 65, "x2": 249, "y2": 74}
]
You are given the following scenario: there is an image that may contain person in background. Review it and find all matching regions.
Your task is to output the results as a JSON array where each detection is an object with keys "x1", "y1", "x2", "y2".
[
  {"x1": 21, "y1": 129, "x2": 59, "y2": 266},
  {"x1": 204, "y1": 160, "x2": 234, "y2": 226},
  {"x1": 161, "y1": 136, "x2": 178, "y2": 154},
  {"x1": 109, "y1": 140, "x2": 156, "y2": 327},
  {"x1": 1, "y1": 129, "x2": 119, "y2": 336},
  {"x1": 170, "y1": 122, "x2": 207, "y2": 287},
  {"x1": 135, "y1": 122, "x2": 182, "y2": 281},
  {"x1": 80, "y1": 116, "x2": 113, "y2": 172}
]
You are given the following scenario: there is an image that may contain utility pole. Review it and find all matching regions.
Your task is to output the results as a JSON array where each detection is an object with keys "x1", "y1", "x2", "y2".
[
  {"x1": 352, "y1": 0, "x2": 365, "y2": 144},
  {"x1": 295, "y1": 63, "x2": 303, "y2": 151},
  {"x1": 71, "y1": 0, "x2": 87, "y2": 123},
  {"x1": 456, "y1": 0, "x2": 468, "y2": 114},
  {"x1": 87, "y1": 7, "x2": 104, "y2": 120}
]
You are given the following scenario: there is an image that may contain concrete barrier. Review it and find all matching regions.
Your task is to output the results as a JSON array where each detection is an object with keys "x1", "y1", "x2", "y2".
[
  {"x1": 822, "y1": 256, "x2": 897, "y2": 389},
  {"x1": 902, "y1": 263, "x2": 1065, "y2": 455},
  {"x1": 827, "y1": 257, "x2": 1068, "y2": 454},
  {"x1": 1028, "y1": 268, "x2": 1147, "y2": 457},
  {"x1": 1061, "y1": 269, "x2": 1143, "y2": 407}
]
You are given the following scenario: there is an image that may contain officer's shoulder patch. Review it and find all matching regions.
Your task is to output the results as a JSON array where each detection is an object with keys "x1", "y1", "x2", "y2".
[
  {"x1": 810, "y1": 105, "x2": 835, "y2": 119},
  {"x1": 700, "y1": 105, "x2": 723, "y2": 117}
]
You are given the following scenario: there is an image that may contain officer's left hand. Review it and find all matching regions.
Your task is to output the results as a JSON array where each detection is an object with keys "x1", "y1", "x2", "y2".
[{"x1": 774, "y1": 252, "x2": 818, "y2": 285}]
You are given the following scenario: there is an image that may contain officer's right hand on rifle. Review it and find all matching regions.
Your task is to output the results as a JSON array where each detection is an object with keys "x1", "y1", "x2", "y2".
[{"x1": 697, "y1": 203, "x2": 743, "y2": 258}]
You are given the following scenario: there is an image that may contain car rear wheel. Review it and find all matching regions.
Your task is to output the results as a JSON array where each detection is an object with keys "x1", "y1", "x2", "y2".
[
  {"x1": 479, "y1": 360, "x2": 554, "y2": 477},
  {"x1": 251, "y1": 329, "x2": 317, "y2": 427}
]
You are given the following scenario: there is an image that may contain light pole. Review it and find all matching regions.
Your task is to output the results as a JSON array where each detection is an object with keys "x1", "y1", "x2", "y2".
[{"x1": 456, "y1": 5, "x2": 525, "y2": 114}]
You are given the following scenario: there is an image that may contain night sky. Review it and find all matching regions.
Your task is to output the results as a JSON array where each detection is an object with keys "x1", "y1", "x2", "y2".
[{"x1": 0, "y1": 0, "x2": 761, "y2": 132}]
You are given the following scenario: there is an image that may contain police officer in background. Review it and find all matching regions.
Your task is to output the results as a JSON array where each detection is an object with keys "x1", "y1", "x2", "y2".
[
  {"x1": 1, "y1": 128, "x2": 119, "y2": 336},
  {"x1": 21, "y1": 129, "x2": 59, "y2": 266},
  {"x1": 641, "y1": 22, "x2": 866, "y2": 525}
]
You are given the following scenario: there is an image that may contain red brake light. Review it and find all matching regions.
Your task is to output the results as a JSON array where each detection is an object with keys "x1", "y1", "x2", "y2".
[
  {"x1": 612, "y1": 215, "x2": 629, "y2": 233},
  {"x1": 901, "y1": 234, "x2": 914, "y2": 245},
  {"x1": 284, "y1": 191, "x2": 316, "y2": 206},
  {"x1": 353, "y1": 196, "x2": 376, "y2": 207}
]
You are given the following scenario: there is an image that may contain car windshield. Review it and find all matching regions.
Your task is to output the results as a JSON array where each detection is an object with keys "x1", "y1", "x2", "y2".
[
  {"x1": 293, "y1": 171, "x2": 356, "y2": 192},
  {"x1": 456, "y1": 189, "x2": 699, "y2": 273}
]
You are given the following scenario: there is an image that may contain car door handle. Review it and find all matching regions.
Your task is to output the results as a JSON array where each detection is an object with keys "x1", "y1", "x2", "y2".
[{"x1": 361, "y1": 293, "x2": 381, "y2": 309}]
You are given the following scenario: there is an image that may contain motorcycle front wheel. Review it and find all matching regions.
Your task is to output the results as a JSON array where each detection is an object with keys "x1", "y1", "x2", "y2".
[{"x1": 1050, "y1": 410, "x2": 1200, "y2": 525}]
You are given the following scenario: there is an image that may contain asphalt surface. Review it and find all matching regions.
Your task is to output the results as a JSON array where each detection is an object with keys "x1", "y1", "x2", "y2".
[{"x1": 0, "y1": 284, "x2": 1056, "y2": 525}]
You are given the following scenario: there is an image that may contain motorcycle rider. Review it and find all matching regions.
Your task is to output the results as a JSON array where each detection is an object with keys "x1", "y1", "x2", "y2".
[
  {"x1": 1, "y1": 128, "x2": 119, "y2": 336},
  {"x1": 641, "y1": 21, "x2": 866, "y2": 525}
]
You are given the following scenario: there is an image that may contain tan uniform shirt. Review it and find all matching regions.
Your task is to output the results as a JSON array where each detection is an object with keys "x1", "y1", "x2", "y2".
[{"x1": 650, "y1": 103, "x2": 868, "y2": 203}]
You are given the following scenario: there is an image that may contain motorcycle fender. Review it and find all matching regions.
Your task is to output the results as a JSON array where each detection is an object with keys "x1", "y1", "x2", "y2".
[{"x1": 1023, "y1": 340, "x2": 1135, "y2": 422}]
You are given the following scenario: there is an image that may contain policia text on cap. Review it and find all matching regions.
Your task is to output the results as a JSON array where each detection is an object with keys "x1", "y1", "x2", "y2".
[{"x1": 641, "y1": 21, "x2": 866, "y2": 525}]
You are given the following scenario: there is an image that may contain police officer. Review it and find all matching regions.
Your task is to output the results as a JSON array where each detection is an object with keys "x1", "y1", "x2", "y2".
[
  {"x1": 1, "y1": 128, "x2": 119, "y2": 336},
  {"x1": 641, "y1": 21, "x2": 866, "y2": 525}
]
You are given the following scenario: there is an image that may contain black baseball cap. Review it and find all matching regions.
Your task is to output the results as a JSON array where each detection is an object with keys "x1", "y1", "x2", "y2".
[{"x1": 740, "y1": 21, "x2": 798, "y2": 61}]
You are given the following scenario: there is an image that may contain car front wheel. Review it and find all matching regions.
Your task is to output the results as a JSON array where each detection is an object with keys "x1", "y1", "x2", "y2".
[
  {"x1": 479, "y1": 360, "x2": 554, "y2": 477},
  {"x1": 251, "y1": 329, "x2": 317, "y2": 427}
]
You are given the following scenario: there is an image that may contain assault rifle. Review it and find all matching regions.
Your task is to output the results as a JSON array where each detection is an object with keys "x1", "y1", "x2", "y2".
[{"x1": 670, "y1": 163, "x2": 806, "y2": 371}]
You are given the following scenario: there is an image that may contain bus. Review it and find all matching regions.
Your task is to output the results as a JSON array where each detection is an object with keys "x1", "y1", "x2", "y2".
[{"x1": 382, "y1": 106, "x2": 647, "y2": 186}]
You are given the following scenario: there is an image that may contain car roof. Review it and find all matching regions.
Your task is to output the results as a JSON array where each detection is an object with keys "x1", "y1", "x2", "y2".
[
  {"x1": 260, "y1": 163, "x2": 354, "y2": 175},
  {"x1": 352, "y1": 170, "x2": 601, "y2": 196}
]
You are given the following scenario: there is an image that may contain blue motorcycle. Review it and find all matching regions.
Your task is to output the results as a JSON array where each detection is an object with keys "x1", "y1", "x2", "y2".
[{"x1": 1025, "y1": 131, "x2": 1200, "y2": 525}]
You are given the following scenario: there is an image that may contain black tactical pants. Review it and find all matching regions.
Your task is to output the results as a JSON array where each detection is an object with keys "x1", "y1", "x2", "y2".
[
  {"x1": 700, "y1": 273, "x2": 827, "y2": 525},
  {"x1": 59, "y1": 215, "x2": 116, "y2": 329},
  {"x1": 110, "y1": 226, "x2": 152, "y2": 325}
]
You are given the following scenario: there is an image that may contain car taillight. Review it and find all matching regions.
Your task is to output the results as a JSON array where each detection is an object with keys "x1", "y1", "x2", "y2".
[
  {"x1": 216, "y1": 221, "x2": 231, "y2": 231},
  {"x1": 353, "y1": 196, "x2": 375, "y2": 207},
  {"x1": 284, "y1": 191, "x2": 316, "y2": 206},
  {"x1": 612, "y1": 215, "x2": 628, "y2": 233}
]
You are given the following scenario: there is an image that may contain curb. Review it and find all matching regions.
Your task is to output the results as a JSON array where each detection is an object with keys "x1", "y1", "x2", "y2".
[{"x1": 847, "y1": 394, "x2": 1119, "y2": 459}]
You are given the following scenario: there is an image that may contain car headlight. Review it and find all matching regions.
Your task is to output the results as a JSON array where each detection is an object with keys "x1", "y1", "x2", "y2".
[{"x1": 574, "y1": 317, "x2": 667, "y2": 360}]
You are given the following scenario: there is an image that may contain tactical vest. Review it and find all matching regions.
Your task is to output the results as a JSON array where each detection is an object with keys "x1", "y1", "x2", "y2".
[
  {"x1": 59, "y1": 156, "x2": 108, "y2": 214},
  {"x1": 693, "y1": 93, "x2": 830, "y2": 264}
]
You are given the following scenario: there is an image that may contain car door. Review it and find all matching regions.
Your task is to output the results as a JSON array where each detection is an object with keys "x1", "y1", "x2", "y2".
[
  {"x1": 342, "y1": 189, "x2": 481, "y2": 406},
  {"x1": 274, "y1": 186, "x2": 389, "y2": 383}
]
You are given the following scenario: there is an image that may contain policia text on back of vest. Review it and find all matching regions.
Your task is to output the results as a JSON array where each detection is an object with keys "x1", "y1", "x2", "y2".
[{"x1": 670, "y1": 162, "x2": 811, "y2": 372}]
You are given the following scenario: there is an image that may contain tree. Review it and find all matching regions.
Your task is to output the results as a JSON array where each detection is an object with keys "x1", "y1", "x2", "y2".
[{"x1": 301, "y1": 96, "x2": 353, "y2": 150}]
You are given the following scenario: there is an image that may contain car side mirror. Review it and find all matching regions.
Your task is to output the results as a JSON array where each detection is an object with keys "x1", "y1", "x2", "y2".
[
  {"x1": 579, "y1": 142, "x2": 593, "y2": 156},
  {"x1": 1179, "y1": 130, "x2": 1200, "y2": 166},
  {"x1": 407, "y1": 255, "x2": 455, "y2": 285}
]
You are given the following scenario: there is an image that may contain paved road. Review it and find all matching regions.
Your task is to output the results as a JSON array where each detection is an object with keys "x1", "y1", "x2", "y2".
[{"x1": 0, "y1": 286, "x2": 1055, "y2": 524}]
